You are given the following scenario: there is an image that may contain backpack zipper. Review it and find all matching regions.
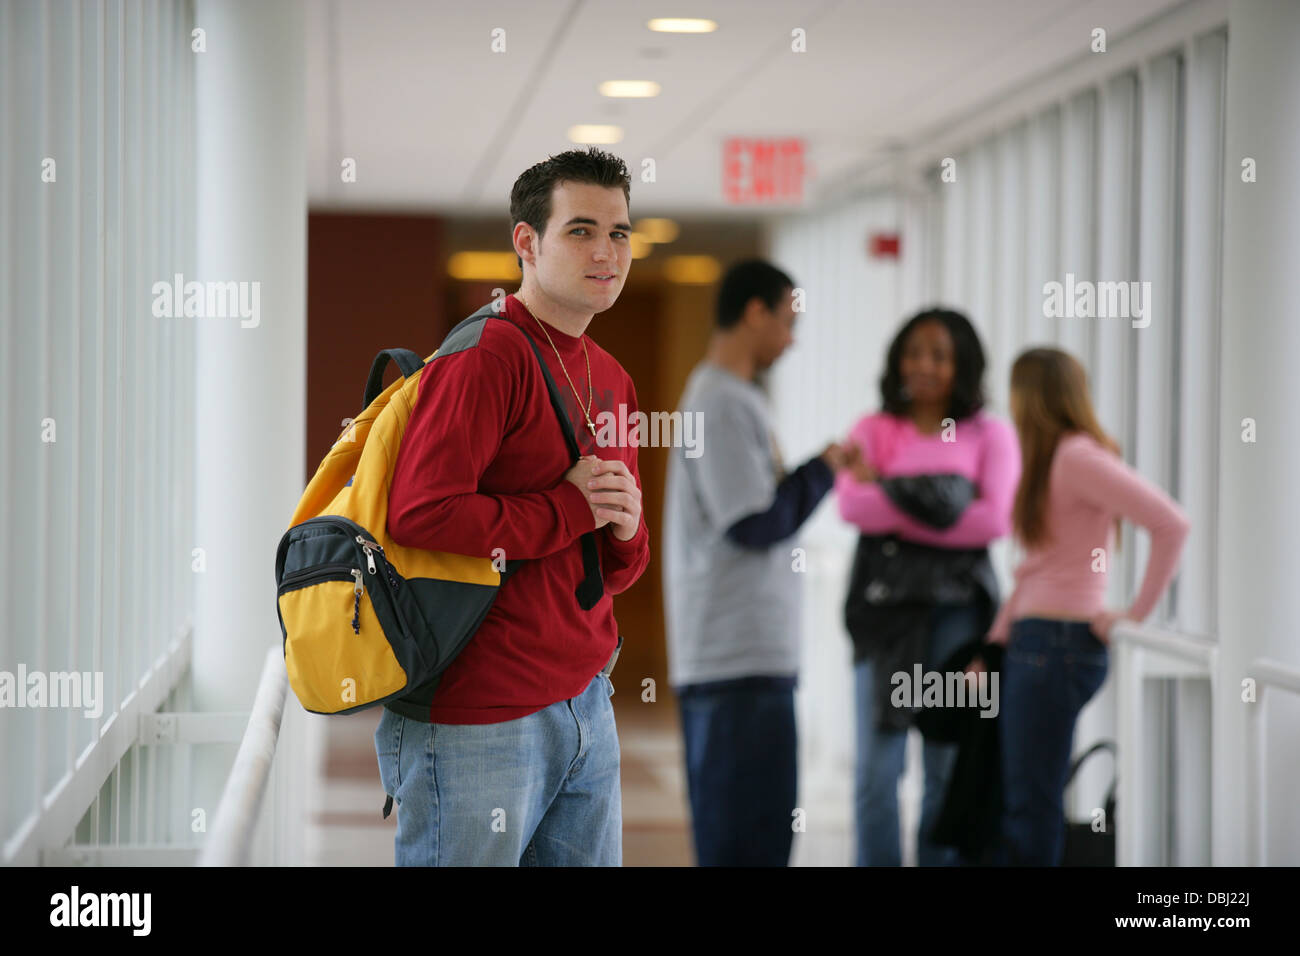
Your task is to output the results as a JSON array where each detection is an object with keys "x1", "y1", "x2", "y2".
[
  {"x1": 351, "y1": 568, "x2": 363, "y2": 634},
  {"x1": 356, "y1": 535, "x2": 401, "y2": 594},
  {"x1": 275, "y1": 563, "x2": 366, "y2": 634},
  {"x1": 279, "y1": 563, "x2": 362, "y2": 591}
]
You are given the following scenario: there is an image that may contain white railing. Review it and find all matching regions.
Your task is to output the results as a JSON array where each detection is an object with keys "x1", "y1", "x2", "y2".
[
  {"x1": 5, "y1": 625, "x2": 196, "y2": 866},
  {"x1": 4, "y1": 625, "x2": 304, "y2": 867},
  {"x1": 1246, "y1": 657, "x2": 1300, "y2": 866},
  {"x1": 199, "y1": 648, "x2": 289, "y2": 866},
  {"x1": 1110, "y1": 620, "x2": 1217, "y2": 867}
]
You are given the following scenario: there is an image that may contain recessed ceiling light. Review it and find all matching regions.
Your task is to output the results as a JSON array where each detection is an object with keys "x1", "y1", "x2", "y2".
[
  {"x1": 664, "y1": 255, "x2": 722, "y2": 284},
  {"x1": 599, "y1": 80, "x2": 661, "y2": 98},
  {"x1": 447, "y1": 252, "x2": 521, "y2": 282},
  {"x1": 568, "y1": 124, "x2": 624, "y2": 144},
  {"x1": 648, "y1": 18, "x2": 717, "y2": 33},
  {"x1": 635, "y1": 218, "x2": 679, "y2": 243}
]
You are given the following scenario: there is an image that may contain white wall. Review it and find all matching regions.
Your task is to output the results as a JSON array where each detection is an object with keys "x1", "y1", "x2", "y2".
[
  {"x1": 190, "y1": 0, "x2": 316, "y2": 858},
  {"x1": 1213, "y1": 0, "x2": 1300, "y2": 866},
  {"x1": 1, "y1": 0, "x2": 198, "y2": 863},
  {"x1": 763, "y1": 5, "x2": 1263, "y2": 865}
]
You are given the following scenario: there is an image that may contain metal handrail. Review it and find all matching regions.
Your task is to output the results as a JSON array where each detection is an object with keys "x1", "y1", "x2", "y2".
[
  {"x1": 1109, "y1": 621, "x2": 1216, "y2": 866},
  {"x1": 198, "y1": 647, "x2": 288, "y2": 866},
  {"x1": 1109, "y1": 620, "x2": 1216, "y2": 666},
  {"x1": 5, "y1": 626, "x2": 193, "y2": 866},
  {"x1": 1247, "y1": 656, "x2": 1300, "y2": 865},
  {"x1": 1251, "y1": 657, "x2": 1300, "y2": 696}
]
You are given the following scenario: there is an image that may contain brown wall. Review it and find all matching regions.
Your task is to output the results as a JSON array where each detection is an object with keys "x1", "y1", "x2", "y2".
[
  {"x1": 305, "y1": 213, "x2": 450, "y2": 479},
  {"x1": 579, "y1": 289, "x2": 667, "y2": 692}
]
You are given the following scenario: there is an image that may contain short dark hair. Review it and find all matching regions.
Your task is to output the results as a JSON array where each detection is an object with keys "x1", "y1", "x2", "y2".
[
  {"x1": 879, "y1": 307, "x2": 987, "y2": 420},
  {"x1": 715, "y1": 259, "x2": 795, "y2": 329},
  {"x1": 509, "y1": 147, "x2": 632, "y2": 268}
]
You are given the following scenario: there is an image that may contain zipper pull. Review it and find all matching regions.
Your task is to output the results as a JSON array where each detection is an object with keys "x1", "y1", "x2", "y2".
[
  {"x1": 356, "y1": 535, "x2": 379, "y2": 575},
  {"x1": 351, "y1": 568, "x2": 363, "y2": 633}
]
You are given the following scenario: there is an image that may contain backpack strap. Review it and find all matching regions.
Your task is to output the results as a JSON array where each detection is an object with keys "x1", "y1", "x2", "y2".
[
  {"x1": 1066, "y1": 740, "x2": 1117, "y2": 819},
  {"x1": 439, "y1": 301, "x2": 605, "y2": 611},
  {"x1": 363, "y1": 348, "x2": 425, "y2": 408}
]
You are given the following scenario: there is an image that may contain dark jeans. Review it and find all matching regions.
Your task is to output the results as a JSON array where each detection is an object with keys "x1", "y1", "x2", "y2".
[
  {"x1": 998, "y1": 617, "x2": 1109, "y2": 865},
  {"x1": 853, "y1": 603, "x2": 981, "y2": 866},
  {"x1": 677, "y1": 675, "x2": 797, "y2": 867}
]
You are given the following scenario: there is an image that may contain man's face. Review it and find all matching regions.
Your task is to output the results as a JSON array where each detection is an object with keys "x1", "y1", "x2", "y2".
[
  {"x1": 753, "y1": 288, "x2": 797, "y2": 370},
  {"x1": 527, "y1": 181, "x2": 632, "y2": 316}
]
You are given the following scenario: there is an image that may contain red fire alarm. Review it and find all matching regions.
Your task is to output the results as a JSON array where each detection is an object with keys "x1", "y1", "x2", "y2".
[{"x1": 868, "y1": 233, "x2": 900, "y2": 259}]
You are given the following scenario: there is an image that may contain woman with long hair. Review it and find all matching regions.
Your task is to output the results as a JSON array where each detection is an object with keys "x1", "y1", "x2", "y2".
[
  {"x1": 989, "y1": 347, "x2": 1190, "y2": 865},
  {"x1": 837, "y1": 308, "x2": 1020, "y2": 866}
]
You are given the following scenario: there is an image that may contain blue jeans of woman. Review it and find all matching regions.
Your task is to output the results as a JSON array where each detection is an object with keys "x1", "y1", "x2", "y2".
[
  {"x1": 853, "y1": 603, "x2": 980, "y2": 867},
  {"x1": 998, "y1": 617, "x2": 1109, "y2": 865}
]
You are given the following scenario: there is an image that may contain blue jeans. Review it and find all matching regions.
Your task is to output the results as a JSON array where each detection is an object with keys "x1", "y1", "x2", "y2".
[
  {"x1": 374, "y1": 672, "x2": 621, "y2": 866},
  {"x1": 853, "y1": 603, "x2": 980, "y2": 867},
  {"x1": 677, "y1": 675, "x2": 797, "y2": 866},
  {"x1": 998, "y1": 617, "x2": 1109, "y2": 865}
]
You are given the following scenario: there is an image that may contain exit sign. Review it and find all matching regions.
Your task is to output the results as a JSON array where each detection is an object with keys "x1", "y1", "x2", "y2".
[{"x1": 722, "y1": 137, "x2": 806, "y2": 203}]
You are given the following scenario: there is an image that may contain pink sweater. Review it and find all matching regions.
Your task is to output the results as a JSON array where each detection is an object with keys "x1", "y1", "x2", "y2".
[
  {"x1": 836, "y1": 410, "x2": 1021, "y2": 548},
  {"x1": 987, "y1": 432, "x2": 1191, "y2": 641}
]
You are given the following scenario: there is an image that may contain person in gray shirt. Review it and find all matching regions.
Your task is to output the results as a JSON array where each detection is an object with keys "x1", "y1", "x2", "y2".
[{"x1": 663, "y1": 259, "x2": 855, "y2": 866}]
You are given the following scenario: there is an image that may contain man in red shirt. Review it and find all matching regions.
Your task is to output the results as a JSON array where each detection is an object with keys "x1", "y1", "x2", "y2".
[{"x1": 374, "y1": 148, "x2": 649, "y2": 866}]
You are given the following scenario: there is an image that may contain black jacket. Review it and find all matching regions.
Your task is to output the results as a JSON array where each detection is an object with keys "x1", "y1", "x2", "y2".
[
  {"x1": 916, "y1": 639, "x2": 1004, "y2": 862},
  {"x1": 843, "y1": 473, "x2": 1000, "y2": 732}
]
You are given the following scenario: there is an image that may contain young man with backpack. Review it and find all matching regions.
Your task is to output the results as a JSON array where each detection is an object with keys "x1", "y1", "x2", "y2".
[{"x1": 375, "y1": 147, "x2": 649, "y2": 866}]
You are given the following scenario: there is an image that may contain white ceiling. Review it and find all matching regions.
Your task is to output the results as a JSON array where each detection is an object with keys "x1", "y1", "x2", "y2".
[{"x1": 306, "y1": 0, "x2": 1186, "y2": 216}]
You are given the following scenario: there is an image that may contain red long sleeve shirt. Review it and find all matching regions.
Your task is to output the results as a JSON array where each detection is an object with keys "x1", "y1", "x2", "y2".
[{"x1": 386, "y1": 294, "x2": 650, "y2": 723}]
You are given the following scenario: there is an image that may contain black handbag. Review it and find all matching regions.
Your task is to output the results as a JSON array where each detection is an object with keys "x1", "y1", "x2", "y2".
[
  {"x1": 843, "y1": 534, "x2": 986, "y2": 638},
  {"x1": 841, "y1": 473, "x2": 998, "y2": 733},
  {"x1": 1061, "y1": 740, "x2": 1116, "y2": 866},
  {"x1": 879, "y1": 472, "x2": 976, "y2": 529}
]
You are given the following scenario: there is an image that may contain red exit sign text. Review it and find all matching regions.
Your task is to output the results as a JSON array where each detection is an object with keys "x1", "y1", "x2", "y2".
[{"x1": 722, "y1": 137, "x2": 806, "y2": 203}]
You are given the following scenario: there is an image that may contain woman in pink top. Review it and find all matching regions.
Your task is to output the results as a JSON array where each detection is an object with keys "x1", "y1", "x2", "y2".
[
  {"x1": 837, "y1": 308, "x2": 1020, "y2": 866},
  {"x1": 990, "y1": 347, "x2": 1190, "y2": 865}
]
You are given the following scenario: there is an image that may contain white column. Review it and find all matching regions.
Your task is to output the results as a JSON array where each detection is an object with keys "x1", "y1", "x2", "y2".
[
  {"x1": 1214, "y1": 0, "x2": 1300, "y2": 866},
  {"x1": 1172, "y1": 29, "x2": 1228, "y2": 868},
  {"x1": 190, "y1": 0, "x2": 309, "y2": 836}
]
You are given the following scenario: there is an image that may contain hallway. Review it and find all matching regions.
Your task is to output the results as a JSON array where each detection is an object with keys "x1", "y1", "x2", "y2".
[
  {"x1": 3, "y1": 0, "x2": 1300, "y2": 883},
  {"x1": 306, "y1": 689, "x2": 861, "y2": 867}
]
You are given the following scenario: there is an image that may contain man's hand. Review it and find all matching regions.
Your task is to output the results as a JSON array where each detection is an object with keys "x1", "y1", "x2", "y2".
[
  {"x1": 821, "y1": 442, "x2": 863, "y2": 474},
  {"x1": 586, "y1": 457, "x2": 642, "y2": 542},
  {"x1": 564, "y1": 456, "x2": 611, "y2": 529},
  {"x1": 833, "y1": 442, "x2": 877, "y2": 482}
]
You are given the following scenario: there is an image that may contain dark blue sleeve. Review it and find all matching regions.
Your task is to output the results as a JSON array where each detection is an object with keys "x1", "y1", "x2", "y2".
[{"x1": 724, "y1": 455, "x2": 835, "y2": 549}]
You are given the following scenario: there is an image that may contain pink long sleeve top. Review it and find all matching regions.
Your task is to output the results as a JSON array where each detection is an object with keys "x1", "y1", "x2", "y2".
[
  {"x1": 836, "y1": 409, "x2": 1021, "y2": 549},
  {"x1": 986, "y1": 432, "x2": 1191, "y2": 641}
]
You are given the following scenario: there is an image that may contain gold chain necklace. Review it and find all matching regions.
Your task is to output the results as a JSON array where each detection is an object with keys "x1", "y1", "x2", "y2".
[{"x1": 517, "y1": 294, "x2": 596, "y2": 435}]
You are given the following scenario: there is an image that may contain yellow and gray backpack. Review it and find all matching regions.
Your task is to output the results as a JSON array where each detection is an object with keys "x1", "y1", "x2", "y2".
[{"x1": 275, "y1": 302, "x2": 603, "y2": 715}]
